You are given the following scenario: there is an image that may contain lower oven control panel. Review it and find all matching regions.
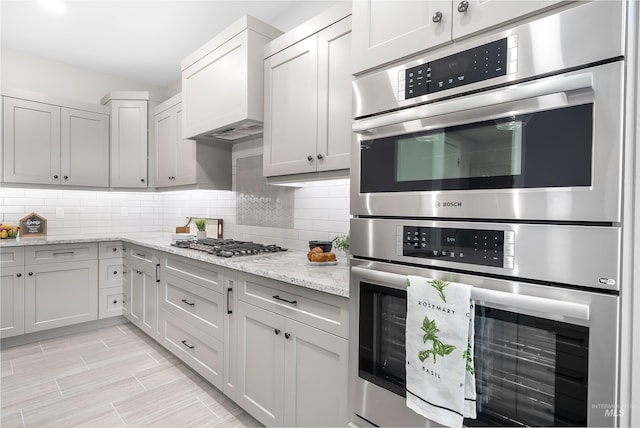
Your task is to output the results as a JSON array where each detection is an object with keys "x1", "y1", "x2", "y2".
[{"x1": 397, "y1": 226, "x2": 514, "y2": 268}]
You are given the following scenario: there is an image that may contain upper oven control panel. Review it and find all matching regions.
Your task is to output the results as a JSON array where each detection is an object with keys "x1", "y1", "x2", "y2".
[
  {"x1": 397, "y1": 225, "x2": 515, "y2": 269},
  {"x1": 398, "y1": 36, "x2": 518, "y2": 101}
]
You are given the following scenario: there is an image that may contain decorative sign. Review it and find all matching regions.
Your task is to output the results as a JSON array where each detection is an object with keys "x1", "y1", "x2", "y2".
[{"x1": 19, "y1": 212, "x2": 47, "y2": 238}]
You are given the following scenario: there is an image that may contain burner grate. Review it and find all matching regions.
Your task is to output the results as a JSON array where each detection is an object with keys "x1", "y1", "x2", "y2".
[{"x1": 171, "y1": 238, "x2": 287, "y2": 257}]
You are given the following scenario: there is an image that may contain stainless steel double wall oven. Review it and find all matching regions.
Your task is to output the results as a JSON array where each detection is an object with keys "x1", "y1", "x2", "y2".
[{"x1": 349, "y1": 2, "x2": 626, "y2": 427}]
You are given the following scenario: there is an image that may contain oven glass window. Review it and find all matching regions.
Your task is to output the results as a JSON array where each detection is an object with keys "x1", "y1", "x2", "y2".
[
  {"x1": 358, "y1": 282, "x2": 590, "y2": 426},
  {"x1": 359, "y1": 282, "x2": 407, "y2": 396},
  {"x1": 360, "y1": 104, "x2": 593, "y2": 192},
  {"x1": 468, "y1": 307, "x2": 589, "y2": 427}
]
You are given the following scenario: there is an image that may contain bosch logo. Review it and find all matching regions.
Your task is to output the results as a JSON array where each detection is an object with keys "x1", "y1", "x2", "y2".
[{"x1": 435, "y1": 201, "x2": 462, "y2": 208}]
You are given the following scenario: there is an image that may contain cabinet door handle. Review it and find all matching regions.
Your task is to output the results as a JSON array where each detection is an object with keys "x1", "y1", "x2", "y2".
[
  {"x1": 181, "y1": 340, "x2": 195, "y2": 349},
  {"x1": 140, "y1": 178, "x2": 145, "y2": 183},
  {"x1": 274, "y1": 328, "x2": 281, "y2": 335},
  {"x1": 156, "y1": 263, "x2": 160, "y2": 283},
  {"x1": 135, "y1": 253, "x2": 146, "y2": 258},
  {"x1": 53, "y1": 174, "x2": 59, "y2": 179},
  {"x1": 16, "y1": 273, "x2": 22, "y2": 278},
  {"x1": 181, "y1": 298, "x2": 195, "y2": 307},
  {"x1": 28, "y1": 272, "x2": 33, "y2": 276},
  {"x1": 307, "y1": 155, "x2": 313, "y2": 162},
  {"x1": 316, "y1": 153, "x2": 324, "y2": 160},
  {"x1": 227, "y1": 287, "x2": 233, "y2": 314},
  {"x1": 112, "y1": 248, "x2": 118, "y2": 252},
  {"x1": 272, "y1": 295, "x2": 297, "y2": 305},
  {"x1": 285, "y1": 332, "x2": 291, "y2": 339},
  {"x1": 63, "y1": 175, "x2": 69, "y2": 180},
  {"x1": 457, "y1": 0, "x2": 469, "y2": 13},
  {"x1": 113, "y1": 300, "x2": 118, "y2": 304},
  {"x1": 432, "y1": 11, "x2": 443, "y2": 23},
  {"x1": 113, "y1": 270, "x2": 118, "y2": 275}
]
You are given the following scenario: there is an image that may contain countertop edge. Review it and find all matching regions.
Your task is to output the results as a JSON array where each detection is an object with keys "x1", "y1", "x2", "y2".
[{"x1": 1, "y1": 235, "x2": 350, "y2": 298}]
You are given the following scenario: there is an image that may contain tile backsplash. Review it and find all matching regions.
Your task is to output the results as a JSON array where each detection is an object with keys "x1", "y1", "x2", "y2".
[{"x1": 0, "y1": 180, "x2": 349, "y2": 252}]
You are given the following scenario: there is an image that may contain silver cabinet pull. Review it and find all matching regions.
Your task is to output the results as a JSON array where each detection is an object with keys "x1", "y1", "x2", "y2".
[
  {"x1": 432, "y1": 11, "x2": 443, "y2": 23},
  {"x1": 457, "y1": 0, "x2": 469, "y2": 13}
]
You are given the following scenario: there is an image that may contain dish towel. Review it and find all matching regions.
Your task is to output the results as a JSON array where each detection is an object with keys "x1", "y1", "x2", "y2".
[{"x1": 405, "y1": 275, "x2": 477, "y2": 427}]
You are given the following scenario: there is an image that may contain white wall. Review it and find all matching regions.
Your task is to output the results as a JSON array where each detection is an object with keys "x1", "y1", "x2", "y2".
[
  {"x1": 0, "y1": 47, "x2": 168, "y2": 104},
  {"x1": 268, "y1": 1, "x2": 343, "y2": 32}
]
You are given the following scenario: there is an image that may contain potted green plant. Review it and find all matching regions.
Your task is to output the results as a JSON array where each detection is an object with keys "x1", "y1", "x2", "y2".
[
  {"x1": 333, "y1": 233, "x2": 349, "y2": 253},
  {"x1": 194, "y1": 218, "x2": 207, "y2": 239}
]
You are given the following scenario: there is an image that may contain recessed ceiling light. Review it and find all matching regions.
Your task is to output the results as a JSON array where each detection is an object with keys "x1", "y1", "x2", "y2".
[{"x1": 38, "y1": 0, "x2": 67, "y2": 14}]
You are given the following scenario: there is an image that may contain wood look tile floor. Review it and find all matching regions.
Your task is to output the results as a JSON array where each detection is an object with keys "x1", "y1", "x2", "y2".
[{"x1": 0, "y1": 323, "x2": 262, "y2": 428}]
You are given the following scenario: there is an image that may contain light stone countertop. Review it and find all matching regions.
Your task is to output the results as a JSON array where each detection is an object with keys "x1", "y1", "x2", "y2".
[{"x1": 0, "y1": 233, "x2": 350, "y2": 298}]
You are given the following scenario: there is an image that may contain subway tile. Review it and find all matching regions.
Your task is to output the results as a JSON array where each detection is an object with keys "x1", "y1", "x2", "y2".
[
  {"x1": 0, "y1": 188, "x2": 26, "y2": 198},
  {"x1": 294, "y1": 208, "x2": 329, "y2": 221},
  {"x1": 295, "y1": 186, "x2": 329, "y2": 198},
  {"x1": 311, "y1": 220, "x2": 349, "y2": 233},
  {"x1": 23, "y1": 189, "x2": 61, "y2": 199}
]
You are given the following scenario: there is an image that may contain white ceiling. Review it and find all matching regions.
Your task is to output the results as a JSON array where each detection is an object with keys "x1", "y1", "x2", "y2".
[{"x1": 1, "y1": 0, "x2": 339, "y2": 88}]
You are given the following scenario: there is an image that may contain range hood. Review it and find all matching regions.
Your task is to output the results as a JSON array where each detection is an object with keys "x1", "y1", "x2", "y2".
[
  {"x1": 204, "y1": 121, "x2": 264, "y2": 142},
  {"x1": 181, "y1": 15, "x2": 283, "y2": 142}
]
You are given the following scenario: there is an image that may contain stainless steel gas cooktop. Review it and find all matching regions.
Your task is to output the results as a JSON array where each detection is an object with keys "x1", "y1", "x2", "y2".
[{"x1": 171, "y1": 238, "x2": 287, "y2": 258}]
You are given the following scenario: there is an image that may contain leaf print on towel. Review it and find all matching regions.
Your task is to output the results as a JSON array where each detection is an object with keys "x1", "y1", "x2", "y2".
[
  {"x1": 429, "y1": 279, "x2": 449, "y2": 303},
  {"x1": 418, "y1": 315, "x2": 456, "y2": 363},
  {"x1": 462, "y1": 337, "x2": 475, "y2": 375}
]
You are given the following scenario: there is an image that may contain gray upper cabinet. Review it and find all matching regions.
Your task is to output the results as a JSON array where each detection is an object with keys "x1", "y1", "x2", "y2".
[
  {"x1": 60, "y1": 107, "x2": 110, "y2": 187},
  {"x1": 102, "y1": 91, "x2": 157, "y2": 189},
  {"x1": 3, "y1": 92, "x2": 109, "y2": 187},
  {"x1": 263, "y1": 3, "x2": 352, "y2": 179},
  {"x1": 352, "y1": 0, "x2": 566, "y2": 75},
  {"x1": 152, "y1": 94, "x2": 232, "y2": 190},
  {"x1": 154, "y1": 95, "x2": 196, "y2": 188}
]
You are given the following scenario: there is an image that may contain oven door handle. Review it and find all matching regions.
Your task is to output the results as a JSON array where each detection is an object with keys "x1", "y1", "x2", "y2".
[
  {"x1": 351, "y1": 265, "x2": 590, "y2": 321},
  {"x1": 352, "y1": 72, "x2": 594, "y2": 133}
]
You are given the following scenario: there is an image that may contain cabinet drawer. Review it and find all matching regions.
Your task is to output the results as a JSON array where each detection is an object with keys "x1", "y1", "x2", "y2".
[
  {"x1": 25, "y1": 243, "x2": 98, "y2": 264},
  {"x1": 238, "y1": 273, "x2": 349, "y2": 339},
  {"x1": 98, "y1": 241, "x2": 124, "y2": 258},
  {"x1": 161, "y1": 253, "x2": 224, "y2": 293},
  {"x1": 1, "y1": 247, "x2": 24, "y2": 268},
  {"x1": 98, "y1": 286, "x2": 124, "y2": 319},
  {"x1": 160, "y1": 271, "x2": 223, "y2": 341},
  {"x1": 159, "y1": 309, "x2": 223, "y2": 389},
  {"x1": 126, "y1": 245, "x2": 156, "y2": 267},
  {"x1": 99, "y1": 258, "x2": 124, "y2": 288}
]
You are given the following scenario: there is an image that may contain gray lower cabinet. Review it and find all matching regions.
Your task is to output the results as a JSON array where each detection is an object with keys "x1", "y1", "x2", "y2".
[
  {"x1": 1, "y1": 266, "x2": 25, "y2": 339},
  {"x1": 236, "y1": 272, "x2": 349, "y2": 427},
  {"x1": 157, "y1": 253, "x2": 229, "y2": 390},
  {"x1": 98, "y1": 241, "x2": 125, "y2": 319},
  {"x1": 123, "y1": 256, "x2": 158, "y2": 338},
  {"x1": 23, "y1": 243, "x2": 98, "y2": 333},
  {"x1": 24, "y1": 260, "x2": 98, "y2": 333},
  {"x1": 123, "y1": 244, "x2": 158, "y2": 337},
  {"x1": 1, "y1": 247, "x2": 25, "y2": 339}
]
